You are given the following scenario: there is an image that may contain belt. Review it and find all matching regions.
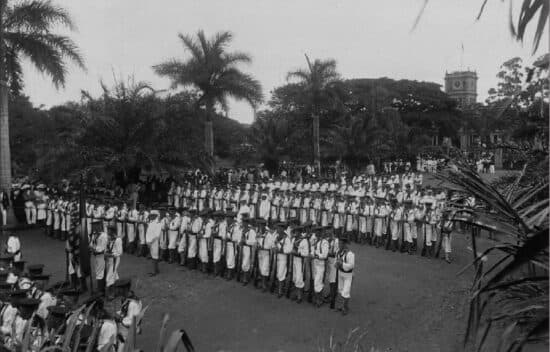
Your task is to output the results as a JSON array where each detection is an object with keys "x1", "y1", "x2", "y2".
[{"x1": 340, "y1": 268, "x2": 353, "y2": 273}]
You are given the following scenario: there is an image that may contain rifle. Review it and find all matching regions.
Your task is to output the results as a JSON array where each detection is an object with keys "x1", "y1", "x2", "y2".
[
  {"x1": 331, "y1": 256, "x2": 339, "y2": 309},
  {"x1": 249, "y1": 245, "x2": 258, "y2": 286},
  {"x1": 285, "y1": 251, "x2": 293, "y2": 298},
  {"x1": 235, "y1": 242, "x2": 243, "y2": 282},
  {"x1": 268, "y1": 248, "x2": 277, "y2": 292},
  {"x1": 384, "y1": 214, "x2": 392, "y2": 250},
  {"x1": 421, "y1": 219, "x2": 427, "y2": 256}
]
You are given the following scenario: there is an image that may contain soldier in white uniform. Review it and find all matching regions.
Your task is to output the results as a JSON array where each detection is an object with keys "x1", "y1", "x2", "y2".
[
  {"x1": 240, "y1": 218, "x2": 257, "y2": 285},
  {"x1": 336, "y1": 237, "x2": 355, "y2": 315},
  {"x1": 212, "y1": 212, "x2": 229, "y2": 276},
  {"x1": 187, "y1": 210, "x2": 202, "y2": 270},
  {"x1": 256, "y1": 219, "x2": 275, "y2": 291},
  {"x1": 105, "y1": 228, "x2": 123, "y2": 299},
  {"x1": 275, "y1": 225, "x2": 293, "y2": 298},
  {"x1": 136, "y1": 205, "x2": 149, "y2": 257},
  {"x1": 126, "y1": 205, "x2": 139, "y2": 254},
  {"x1": 225, "y1": 217, "x2": 242, "y2": 280},
  {"x1": 199, "y1": 212, "x2": 215, "y2": 273},
  {"x1": 312, "y1": 229, "x2": 329, "y2": 307},
  {"x1": 90, "y1": 220, "x2": 108, "y2": 294},
  {"x1": 167, "y1": 211, "x2": 181, "y2": 264},
  {"x1": 145, "y1": 210, "x2": 162, "y2": 276},
  {"x1": 177, "y1": 209, "x2": 191, "y2": 266},
  {"x1": 292, "y1": 228, "x2": 309, "y2": 303},
  {"x1": 323, "y1": 228, "x2": 339, "y2": 308}
]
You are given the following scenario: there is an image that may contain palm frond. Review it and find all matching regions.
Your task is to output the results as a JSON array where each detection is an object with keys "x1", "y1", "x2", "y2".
[
  {"x1": 6, "y1": 31, "x2": 85, "y2": 87},
  {"x1": 6, "y1": 0, "x2": 76, "y2": 31}
]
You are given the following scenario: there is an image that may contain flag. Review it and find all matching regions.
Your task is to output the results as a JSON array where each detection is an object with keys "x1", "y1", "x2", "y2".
[{"x1": 78, "y1": 176, "x2": 91, "y2": 277}]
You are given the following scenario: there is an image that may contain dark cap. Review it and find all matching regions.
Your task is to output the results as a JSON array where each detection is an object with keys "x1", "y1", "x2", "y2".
[{"x1": 27, "y1": 264, "x2": 44, "y2": 276}]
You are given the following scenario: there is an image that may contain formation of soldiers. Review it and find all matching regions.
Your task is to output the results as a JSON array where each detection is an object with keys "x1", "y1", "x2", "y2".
[
  {"x1": 0, "y1": 234, "x2": 143, "y2": 351},
  {"x1": 37, "y1": 172, "x2": 456, "y2": 315}
]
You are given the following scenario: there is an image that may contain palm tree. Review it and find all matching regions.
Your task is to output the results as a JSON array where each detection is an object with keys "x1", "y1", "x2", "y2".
[
  {"x1": 0, "y1": 0, "x2": 84, "y2": 194},
  {"x1": 153, "y1": 30, "x2": 263, "y2": 165},
  {"x1": 287, "y1": 55, "x2": 340, "y2": 171}
]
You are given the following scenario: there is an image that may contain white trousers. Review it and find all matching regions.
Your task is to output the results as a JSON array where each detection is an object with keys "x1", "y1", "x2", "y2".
[
  {"x1": 177, "y1": 233, "x2": 187, "y2": 254},
  {"x1": 168, "y1": 230, "x2": 179, "y2": 249},
  {"x1": 93, "y1": 254, "x2": 105, "y2": 280},
  {"x1": 187, "y1": 235, "x2": 197, "y2": 258},
  {"x1": 241, "y1": 246, "x2": 251, "y2": 272},
  {"x1": 312, "y1": 259, "x2": 326, "y2": 293},
  {"x1": 106, "y1": 257, "x2": 120, "y2": 286},
  {"x1": 337, "y1": 271, "x2": 353, "y2": 298},
  {"x1": 292, "y1": 256, "x2": 304, "y2": 288},
  {"x1": 149, "y1": 238, "x2": 159, "y2": 260},
  {"x1": 226, "y1": 242, "x2": 236, "y2": 269},
  {"x1": 126, "y1": 223, "x2": 136, "y2": 243},
  {"x1": 213, "y1": 239, "x2": 223, "y2": 263},
  {"x1": 276, "y1": 253, "x2": 288, "y2": 281},
  {"x1": 258, "y1": 249, "x2": 270, "y2": 276},
  {"x1": 25, "y1": 207, "x2": 37, "y2": 224},
  {"x1": 138, "y1": 224, "x2": 146, "y2": 245},
  {"x1": 199, "y1": 238, "x2": 209, "y2": 263}
]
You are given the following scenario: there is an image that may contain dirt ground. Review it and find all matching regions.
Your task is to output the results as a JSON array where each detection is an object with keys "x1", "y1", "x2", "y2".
[{"x1": 17, "y1": 226, "x2": 484, "y2": 352}]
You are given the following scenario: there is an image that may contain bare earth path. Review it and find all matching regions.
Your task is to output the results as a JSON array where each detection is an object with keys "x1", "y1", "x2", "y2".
[{"x1": 18, "y1": 226, "x2": 480, "y2": 352}]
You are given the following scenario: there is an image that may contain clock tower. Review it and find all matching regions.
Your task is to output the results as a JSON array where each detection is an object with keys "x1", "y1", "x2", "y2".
[{"x1": 444, "y1": 70, "x2": 478, "y2": 107}]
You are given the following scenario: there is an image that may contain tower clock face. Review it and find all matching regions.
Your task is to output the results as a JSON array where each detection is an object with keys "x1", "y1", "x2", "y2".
[{"x1": 453, "y1": 80, "x2": 462, "y2": 89}]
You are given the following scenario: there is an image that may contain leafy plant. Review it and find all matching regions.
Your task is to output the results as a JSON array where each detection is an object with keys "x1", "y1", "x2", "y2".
[{"x1": 438, "y1": 155, "x2": 548, "y2": 352}]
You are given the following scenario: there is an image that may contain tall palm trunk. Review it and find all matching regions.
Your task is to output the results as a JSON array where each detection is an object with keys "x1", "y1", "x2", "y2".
[
  {"x1": 312, "y1": 114, "x2": 320, "y2": 172},
  {"x1": 204, "y1": 103, "x2": 214, "y2": 162},
  {"x1": 0, "y1": 0, "x2": 10, "y2": 195}
]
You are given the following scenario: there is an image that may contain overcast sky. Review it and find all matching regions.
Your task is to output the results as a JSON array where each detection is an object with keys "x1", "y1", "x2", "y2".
[{"x1": 22, "y1": 0, "x2": 548, "y2": 123}]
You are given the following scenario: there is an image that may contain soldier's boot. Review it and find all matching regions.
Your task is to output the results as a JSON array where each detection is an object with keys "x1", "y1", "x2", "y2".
[
  {"x1": 400, "y1": 241, "x2": 407, "y2": 253},
  {"x1": 106, "y1": 285, "x2": 115, "y2": 300},
  {"x1": 148, "y1": 260, "x2": 159, "y2": 277},
  {"x1": 225, "y1": 268, "x2": 231, "y2": 280},
  {"x1": 445, "y1": 252, "x2": 452, "y2": 263},
  {"x1": 296, "y1": 288, "x2": 303, "y2": 303},
  {"x1": 277, "y1": 281, "x2": 284, "y2": 298},
  {"x1": 335, "y1": 294, "x2": 342, "y2": 311},
  {"x1": 213, "y1": 262, "x2": 219, "y2": 276},
  {"x1": 366, "y1": 233, "x2": 372, "y2": 245},
  {"x1": 305, "y1": 290, "x2": 311, "y2": 303},
  {"x1": 79, "y1": 277, "x2": 88, "y2": 293},
  {"x1": 261, "y1": 276, "x2": 268, "y2": 292},
  {"x1": 421, "y1": 244, "x2": 428, "y2": 257},
  {"x1": 430, "y1": 244, "x2": 436, "y2": 258},
  {"x1": 97, "y1": 279, "x2": 106, "y2": 295},
  {"x1": 329, "y1": 283, "x2": 337, "y2": 309},
  {"x1": 412, "y1": 238, "x2": 418, "y2": 253},
  {"x1": 167, "y1": 249, "x2": 173, "y2": 264},
  {"x1": 375, "y1": 236, "x2": 381, "y2": 248},
  {"x1": 242, "y1": 271, "x2": 250, "y2": 286},
  {"x1": 342, "y1": 298, "x2": 350, "y2": 316},
  {"x1": 316, "y1": 292, "x2": 322, "y2": 307},
  {"x1": 70, "y1": 274, "x2": 78, "y2": 289},
  {"x1": 391, "y1": 239, "x2": 398, "y2": 252}
]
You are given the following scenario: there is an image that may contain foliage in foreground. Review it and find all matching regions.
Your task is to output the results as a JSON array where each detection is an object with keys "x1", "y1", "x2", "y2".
[
  {"x1": 438, "y1": 154, "x2": 548, "y2": 352},
  {"x1": 317, "y1": 328, "x2": 380, "y2": 352},
  {"x1": 14, "y1": 304, "x2": 193, "y2": 352}
]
